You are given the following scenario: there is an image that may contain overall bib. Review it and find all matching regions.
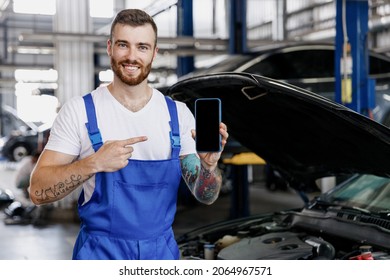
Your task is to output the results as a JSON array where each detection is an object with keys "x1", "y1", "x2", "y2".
[{"x1": 72, "y1": 93, "x2": 182, "y2": 260}]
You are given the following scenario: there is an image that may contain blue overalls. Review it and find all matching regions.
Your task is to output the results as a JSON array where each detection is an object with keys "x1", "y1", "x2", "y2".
[{"x1": 72, "y1": 93, "x2": 182, "y2": 260}]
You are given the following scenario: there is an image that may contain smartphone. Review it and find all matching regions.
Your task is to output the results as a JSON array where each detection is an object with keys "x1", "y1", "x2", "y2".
[{"x1": 195, "y1": 98, "x2": 222, "y2": 152}]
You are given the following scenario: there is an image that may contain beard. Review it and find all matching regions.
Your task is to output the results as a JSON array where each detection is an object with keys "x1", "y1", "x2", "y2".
[{"x1": 110, "y1": 57, "x2": 152, "y2": 86}]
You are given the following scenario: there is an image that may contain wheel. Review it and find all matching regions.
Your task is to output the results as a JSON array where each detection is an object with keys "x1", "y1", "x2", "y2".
[{"x1": 11, "y1": 144, "x2": 31, "y2": 162}]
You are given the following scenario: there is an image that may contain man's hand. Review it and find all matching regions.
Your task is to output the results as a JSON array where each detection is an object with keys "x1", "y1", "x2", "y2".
[
  {"x1": 92, "y1": 136, "x2": 148, "y2": 172},
  {"x1": 192, "y1": 122, "x2": 228, "y2": 170}
]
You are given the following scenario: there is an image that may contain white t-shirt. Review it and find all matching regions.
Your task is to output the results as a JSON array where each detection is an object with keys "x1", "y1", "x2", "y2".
[{"x1": 45, "y1": 86, "x2": 196, "y2": 202}]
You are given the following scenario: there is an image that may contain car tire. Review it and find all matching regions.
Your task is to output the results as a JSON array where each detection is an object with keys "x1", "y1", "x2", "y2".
[{"x1": 10, "y1": 143, "x2": 31, "y2": 162}]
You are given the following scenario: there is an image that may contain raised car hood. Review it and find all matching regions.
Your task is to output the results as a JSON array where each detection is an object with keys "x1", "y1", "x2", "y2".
[{"x1": 166, "y1": 72, "x2": 390, "y2": 181}]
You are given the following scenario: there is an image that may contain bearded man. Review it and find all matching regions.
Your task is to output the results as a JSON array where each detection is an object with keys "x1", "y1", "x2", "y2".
[{"x1": 29, "y1": 9, "x2": 228, "y2": 260}]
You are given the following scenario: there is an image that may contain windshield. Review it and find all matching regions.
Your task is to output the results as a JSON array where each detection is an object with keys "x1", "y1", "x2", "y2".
[
  {"x1": 185, "y1": 55, "x2": 253, "y2": 77},
  {"x1": 322, "y1": 174, "x2": 390, "y2": 213}
]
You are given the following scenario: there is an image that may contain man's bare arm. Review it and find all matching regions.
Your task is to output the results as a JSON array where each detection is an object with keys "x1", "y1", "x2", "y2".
[
  {"x1": 29, "y1": 150, "x2": 97, "y2": 205},
  {"x1": 180, "y1": 122, "x2": 228, "y2": 205},
  {"x1": 30, "y1": 136, "x2": 148, "y2": 205},
  {"x1": 180, "y1": 153, "x2": 222, "y2": 205}
]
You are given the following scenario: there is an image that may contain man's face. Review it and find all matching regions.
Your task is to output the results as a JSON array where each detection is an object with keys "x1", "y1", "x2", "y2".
[{"x1": 107, "y1": 23, "x2": 157, "y2": 86}]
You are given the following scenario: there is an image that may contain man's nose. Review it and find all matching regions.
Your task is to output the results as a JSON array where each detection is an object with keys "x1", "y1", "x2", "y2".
[{"x1": 125, "y1": 46, "x2": 137, "y2": 60}]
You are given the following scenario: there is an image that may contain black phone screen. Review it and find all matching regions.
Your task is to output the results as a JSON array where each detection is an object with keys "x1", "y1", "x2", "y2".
[{"x1": 195, "y1": 98, "x2": 221, "y2": 152}]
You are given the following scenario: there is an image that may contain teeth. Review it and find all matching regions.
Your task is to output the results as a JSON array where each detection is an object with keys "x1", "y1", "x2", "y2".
[{"x1": 125, "y1": 65, "x2": 138, "y2": 70}]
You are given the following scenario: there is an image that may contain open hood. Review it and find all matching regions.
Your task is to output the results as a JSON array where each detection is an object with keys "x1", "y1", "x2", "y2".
[{"x1": 166, "y1": 72, "x2": 390, "y2": 182}]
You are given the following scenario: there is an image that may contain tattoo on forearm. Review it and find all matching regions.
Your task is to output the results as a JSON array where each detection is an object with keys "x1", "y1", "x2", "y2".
[
  {"x1": 181, "y1": 154, "x2": 200, "y2": 190},
  {"x1": 195, "y1": 166, "x2": 221, "y2": 203},
  {"x1": 34, "y1": 174, "x2": 91, "y2": 202},
  {"x1": 181, "y1": 154, "x2": 222, "y2": 204}
]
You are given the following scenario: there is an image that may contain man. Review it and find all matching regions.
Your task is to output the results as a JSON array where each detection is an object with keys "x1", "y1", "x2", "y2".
[{"x1": 29, "y1": 9, "x2": 228, "y2": 260}]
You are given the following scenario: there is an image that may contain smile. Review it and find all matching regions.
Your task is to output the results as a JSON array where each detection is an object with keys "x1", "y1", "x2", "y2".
[{"x1": 124, "y1": 65, "x2": 139, "y2": 72}]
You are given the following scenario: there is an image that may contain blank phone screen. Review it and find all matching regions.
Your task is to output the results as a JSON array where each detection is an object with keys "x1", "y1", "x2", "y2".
[{"x1": 195, "y1": 98, "x2": 221, "y2": 152}]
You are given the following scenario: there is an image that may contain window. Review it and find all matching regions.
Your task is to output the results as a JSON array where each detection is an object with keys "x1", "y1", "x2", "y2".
[
  {"x1": 13, "y1": 0, "x2": 56, "y2": 15},
  {"x1": 14, "y1": 69, "x2": 58, "y2": 123},
  {"x1": 89, "y1": 0, "x2": 114, "y2": 18}
]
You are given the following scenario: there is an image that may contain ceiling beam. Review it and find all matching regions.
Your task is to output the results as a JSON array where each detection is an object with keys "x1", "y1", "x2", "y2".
[
  {"x1": 19, "y1": 32, "x2": 228, "y2": 47},
  {"x1": 17, "y1": 32, "x2": 229, "y2": 56}
]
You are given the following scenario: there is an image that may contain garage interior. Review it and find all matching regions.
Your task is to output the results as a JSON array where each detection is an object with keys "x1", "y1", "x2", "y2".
[{"x1": 1, "y1": 0, "x2": 390, "y2": 260}]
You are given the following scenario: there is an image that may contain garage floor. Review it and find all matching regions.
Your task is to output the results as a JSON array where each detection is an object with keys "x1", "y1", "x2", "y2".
[{"x1": 0, "y1": 159, "x2": 308, "y2": 260}]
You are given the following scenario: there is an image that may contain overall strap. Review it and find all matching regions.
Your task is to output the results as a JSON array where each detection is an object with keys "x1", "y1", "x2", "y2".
[
  {"x1": 83, "y1": 93, "x2": 103, "y2": 152},
  {"x1": 165, "y1": 96, "x2": 181, "y2": 158}
]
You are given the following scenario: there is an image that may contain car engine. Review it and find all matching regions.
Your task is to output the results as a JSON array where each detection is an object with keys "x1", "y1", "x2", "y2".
[{"x1": 178, "y1": 212, "x2": 390, "y2": 260}]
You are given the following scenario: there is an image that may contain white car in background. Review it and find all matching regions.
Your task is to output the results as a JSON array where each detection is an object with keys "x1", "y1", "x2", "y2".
[{"x1": 0, "y1": 105, "x2": 50, "y2": 162}]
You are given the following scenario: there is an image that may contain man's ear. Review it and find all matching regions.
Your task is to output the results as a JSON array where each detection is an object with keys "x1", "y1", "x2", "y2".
[
  {"x1": 107, "y1": 39, "x2": 112, "y2": 56},
  {"x1": 153, "y1": 46, "x2": 159, "y2": 60}
]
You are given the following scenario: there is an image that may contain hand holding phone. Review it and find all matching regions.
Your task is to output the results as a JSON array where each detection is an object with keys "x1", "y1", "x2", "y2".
[{"x1": 195, "y1": 98, "x2": 222, "y2": 152}]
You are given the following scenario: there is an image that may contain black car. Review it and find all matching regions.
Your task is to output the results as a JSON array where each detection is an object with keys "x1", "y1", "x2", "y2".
[
  {"x1": 176, "y1": 42, "x2": 390, "y2": 126},
  {"x1": 166, "y1": 72, "x2": 390, "y2": 260},
  {"x1": 0, "y1": 106, "x2": 50, "y2": 162}
]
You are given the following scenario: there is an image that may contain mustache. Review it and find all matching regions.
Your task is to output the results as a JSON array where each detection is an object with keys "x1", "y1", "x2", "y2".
[{"x1": 118, "y1": 59, "x2": 141, "y2": 66}]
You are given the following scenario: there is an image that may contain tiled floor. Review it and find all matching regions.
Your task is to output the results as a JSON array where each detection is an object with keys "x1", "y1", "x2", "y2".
[{"x1": 0, "y1": 160, "x2": 307, "y2": 260}]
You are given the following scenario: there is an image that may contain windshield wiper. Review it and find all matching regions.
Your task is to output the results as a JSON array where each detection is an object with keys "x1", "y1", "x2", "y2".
[
  {"x1": 339, "y1": 206, "x2": 371, "y2": 215},
  {"x1": 308, "y1": 197, "x2": 337, "y2": 210},
  {"x1": 378, "y1": 210, "x2": 390, "y2": 218},
  {"x1": 309, "y1": 199, "x2": 372, "y2": 215}
]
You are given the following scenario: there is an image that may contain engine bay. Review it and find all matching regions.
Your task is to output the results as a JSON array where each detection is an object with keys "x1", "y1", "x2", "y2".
[{"x1": 178, "y1": 212, "x2": 390, "y2": 260}]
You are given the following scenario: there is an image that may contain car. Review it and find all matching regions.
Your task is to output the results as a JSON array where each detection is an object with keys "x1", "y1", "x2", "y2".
[
  {"x1": 0, "y1": 105, "x2": 51, "y2": 162},
  {"x1": 0, "y1": 188, "x2": 14, "y2": 210},
  {"x1": 166, "y1": 72, "x2": 390, "y2": 260},
  {"x1": 174, "y1": 42, "x2": 390, "y2": 126}
]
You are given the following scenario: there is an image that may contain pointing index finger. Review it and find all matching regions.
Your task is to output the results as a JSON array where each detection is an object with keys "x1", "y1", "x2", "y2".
[{"x1": 122, "y1": 136, "x2": 148, "y2": 146}]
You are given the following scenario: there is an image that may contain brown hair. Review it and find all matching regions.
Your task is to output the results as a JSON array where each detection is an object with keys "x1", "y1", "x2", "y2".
[{"x1": 110, "y1": 9, "x2": 158, "y2": 46}]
